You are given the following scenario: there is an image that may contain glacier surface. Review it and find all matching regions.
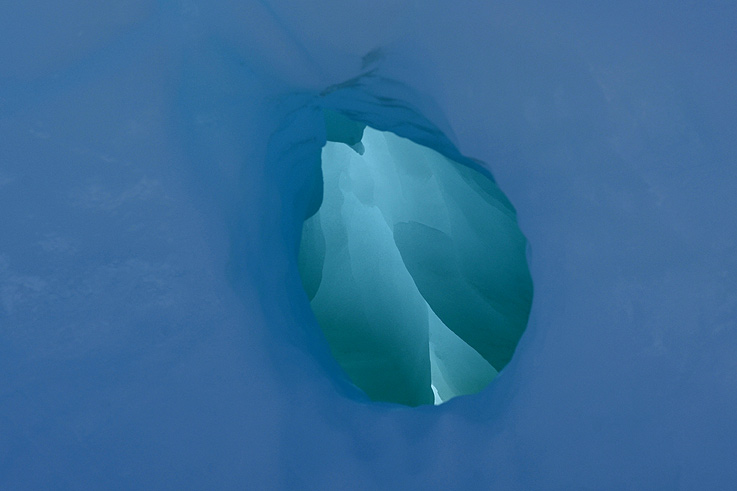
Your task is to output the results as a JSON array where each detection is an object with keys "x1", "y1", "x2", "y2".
[{"x1": 1, "y1": 1, "x2": 736, "y2": 489}]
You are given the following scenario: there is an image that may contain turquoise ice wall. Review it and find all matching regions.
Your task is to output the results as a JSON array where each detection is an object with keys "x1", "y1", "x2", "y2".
[{"x1": 299, "y1": 122, "x2": 532, "y2": 405}]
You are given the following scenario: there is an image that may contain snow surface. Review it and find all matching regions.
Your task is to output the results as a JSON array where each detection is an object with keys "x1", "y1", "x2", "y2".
[{"x1": 1, "y1": 1, "x2": 736, "y2": 489}]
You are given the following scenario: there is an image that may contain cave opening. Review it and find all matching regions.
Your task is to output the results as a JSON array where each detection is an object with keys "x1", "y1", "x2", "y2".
[{"x1": 298, "y1": 109, "x2": 532, "y2": 406}]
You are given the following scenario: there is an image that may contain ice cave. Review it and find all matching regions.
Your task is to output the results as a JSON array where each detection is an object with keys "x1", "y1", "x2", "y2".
[
  {"x1": 299, "y1": 111, "x2": 532, "y2": 405},
  {"x1": 2, "y1": 1, "x2": 736, "y2": 489}
]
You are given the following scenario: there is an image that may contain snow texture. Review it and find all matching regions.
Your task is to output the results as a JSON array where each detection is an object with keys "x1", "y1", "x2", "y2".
[{"x1": 1, "y1": 1, "x2": 736, "y2": 489}]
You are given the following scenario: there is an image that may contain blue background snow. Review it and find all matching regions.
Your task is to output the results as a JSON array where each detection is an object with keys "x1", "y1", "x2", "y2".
[{"x1": 1, "y1": 1, "x2": 736, "y2": 489}]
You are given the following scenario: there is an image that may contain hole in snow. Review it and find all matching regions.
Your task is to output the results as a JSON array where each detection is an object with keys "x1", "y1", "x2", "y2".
[{"x1": 298, "y1": 110, "x2": 533, "y2": 406}]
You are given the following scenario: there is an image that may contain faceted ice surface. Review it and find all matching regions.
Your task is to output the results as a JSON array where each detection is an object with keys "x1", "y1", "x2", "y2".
[{"x1": 299, "y1": 125, "x2": 532, "y2": 405}]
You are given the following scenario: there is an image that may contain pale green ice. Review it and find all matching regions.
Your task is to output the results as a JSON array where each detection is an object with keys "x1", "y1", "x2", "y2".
[{"x1": 299, "y1": 116, "x2": 532, "y2": 406}]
